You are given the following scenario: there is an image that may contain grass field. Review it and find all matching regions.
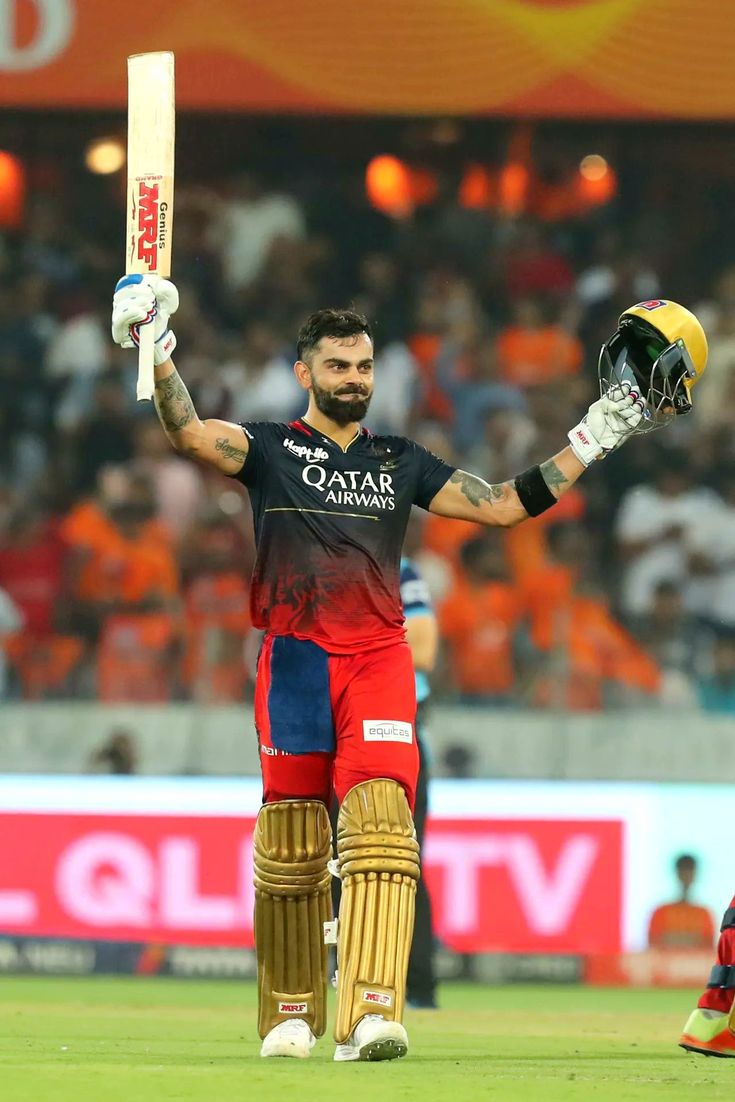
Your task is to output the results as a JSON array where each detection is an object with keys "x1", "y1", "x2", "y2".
[{"x1": 0, "y1": 978, "x2": 728, "y2": 1101}]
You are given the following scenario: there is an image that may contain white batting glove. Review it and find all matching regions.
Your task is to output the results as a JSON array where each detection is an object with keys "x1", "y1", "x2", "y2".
[
  {"x1": 111, "y1": 274, "x2": 179, "y2": 365},
  {"x1": 567, "y1": 382, "x2": 646, "y2": 466}
]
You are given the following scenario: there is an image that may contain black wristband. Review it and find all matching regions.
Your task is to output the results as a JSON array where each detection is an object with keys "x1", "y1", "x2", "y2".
[{"x1": 514, "y1": 465, "x2": 558, "y2": 517}]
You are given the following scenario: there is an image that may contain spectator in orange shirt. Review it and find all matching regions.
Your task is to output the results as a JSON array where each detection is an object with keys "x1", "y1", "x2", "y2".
[
  {"x1": 648, "y1": 854, "x2": 716, "y2": 950},
  {"x1": 60, "y1": 466, "x2": 179, "y2": 638},
  {"x1": 0, "y1": 506, "x2": 65, "y2": 635},
  {"x1": 496, "y1": 297, "x2": 583, "y2": 389},
  {"x1": 520, "y1": 522, "x2": 581, "y2": 653},
  {"x1": 439, "y1": 535, "x2": 523, "y2": 704},
  {"x1": 181, "y1": 510, "x2": 253, "y2": 702},
  {"x1": 521, "y1": 525, "x2": 660, "y2": 709}
]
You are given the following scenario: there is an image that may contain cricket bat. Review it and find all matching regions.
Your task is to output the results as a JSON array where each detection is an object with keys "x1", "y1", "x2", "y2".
[{"x1": 126, "y1": 51, "x2": 175, "y2": 402}]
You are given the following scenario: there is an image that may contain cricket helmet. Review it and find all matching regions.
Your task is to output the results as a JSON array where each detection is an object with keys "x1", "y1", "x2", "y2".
[{"x1": 598, "y1": 299, "x2": 708, "y2": 433}]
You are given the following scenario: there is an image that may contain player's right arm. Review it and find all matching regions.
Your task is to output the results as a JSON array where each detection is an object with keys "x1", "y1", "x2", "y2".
[
  {"x1": 153, "y1": 357, "x2": 248, "y2": 475},
  {"x1": 111, "y1": 274, "x2": 248, "y2": 475}
]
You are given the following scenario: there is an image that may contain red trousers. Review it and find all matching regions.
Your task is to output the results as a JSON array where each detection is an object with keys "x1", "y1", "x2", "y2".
[
  {"x1": 699, "y1": 895, "x2": 735, "y2": 1013},
  {"x1": 255, "y1": 635, "x2": 419, "y2": 810}
]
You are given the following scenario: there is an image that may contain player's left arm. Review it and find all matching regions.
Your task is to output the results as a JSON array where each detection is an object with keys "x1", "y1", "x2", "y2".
[
  {"x1": 428, "y1": 448, "x2": 583, "y2": 527},
  {"x1": 427, "y1": 383, "x2": 645, "y2": 528}
]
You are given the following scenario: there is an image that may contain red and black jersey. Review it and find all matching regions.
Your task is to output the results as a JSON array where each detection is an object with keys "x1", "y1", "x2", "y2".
[{"x1": 235, "y1": 418, "x2": 455, "y2": 654}]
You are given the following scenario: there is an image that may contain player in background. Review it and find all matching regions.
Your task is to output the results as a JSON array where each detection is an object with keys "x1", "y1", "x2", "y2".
[
  {"x1": 111, "y1": 279, "x2": 705, "y2": 1063},
  {"x1": 400, "y1": 552, "x2": 439, "y2": 1009}
]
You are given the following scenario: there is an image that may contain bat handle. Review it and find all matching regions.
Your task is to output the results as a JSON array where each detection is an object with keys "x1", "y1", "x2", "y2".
[{"x1": 136, "y1": 322, "x2": 156, "y2": 402}]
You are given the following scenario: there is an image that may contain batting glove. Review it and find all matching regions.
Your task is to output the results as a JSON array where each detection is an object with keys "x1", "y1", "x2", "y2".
[
  {"x1": 567, "y1": 382, "x2": 646, "y2": 466},
  {"x1": 111, "y1": 274, "x2": 179, "y2": 365}
]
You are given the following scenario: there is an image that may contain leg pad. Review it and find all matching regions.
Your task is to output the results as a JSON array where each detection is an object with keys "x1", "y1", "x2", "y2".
[
  {"x1": 709, "y1": 965, "x2": 735, "y2": 989},
  {"x1": 254, "y1": 800, "x2": 332, "y2": 1038},
  {"x1": 334, "y1": 778, "x2": 420, "y2": 1043}
]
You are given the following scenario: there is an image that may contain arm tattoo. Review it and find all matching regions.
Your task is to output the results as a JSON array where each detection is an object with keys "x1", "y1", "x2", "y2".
[
  {"x1": 215, "y1": 437, "x2": 247, "y2": 464},
  {"x1": 539, "y1": 459, "x2": 570, "y2": 497},
  {"x1": 450, "y1": 469, "x2": 507, "y2": 508},
  {"x1": 154, "y1": 370, "x2": 197, "y2": 433}
]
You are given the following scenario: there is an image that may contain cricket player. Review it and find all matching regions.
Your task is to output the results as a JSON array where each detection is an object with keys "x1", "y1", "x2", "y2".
[{"x1": 111, "y1": 282, "x2": 706, "y2": 1062}]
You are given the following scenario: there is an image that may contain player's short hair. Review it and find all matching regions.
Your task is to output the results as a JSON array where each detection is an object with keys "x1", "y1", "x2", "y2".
[{"x1": 297, "y1": 308, "x2": 373, "y2": 362}]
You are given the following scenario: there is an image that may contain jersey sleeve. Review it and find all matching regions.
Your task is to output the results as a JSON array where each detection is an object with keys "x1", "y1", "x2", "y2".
[
  {"x1": 400, "y1": 559, "x2": 432, "y2": 618},
  {"x1": 235, "y1": 422, "x2": 276, "y2": 487},
  {"x1": 411, "y1": 442, "x2": 456, "y2": 510}
]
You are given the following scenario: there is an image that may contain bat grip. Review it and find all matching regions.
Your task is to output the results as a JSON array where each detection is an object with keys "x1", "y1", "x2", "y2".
[{"x1": 136, "y1": 322, "x2": 156, "y2": 402}]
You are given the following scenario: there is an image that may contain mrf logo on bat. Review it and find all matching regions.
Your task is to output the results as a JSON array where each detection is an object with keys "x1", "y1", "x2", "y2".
[{"x1": 130, "y1": 176, "x2": 170, "y2": 270}]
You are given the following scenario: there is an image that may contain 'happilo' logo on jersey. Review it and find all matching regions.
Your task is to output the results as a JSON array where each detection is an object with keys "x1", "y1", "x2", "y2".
[
  {"x1": 283, "y1": 438, "x2": 330, "y2": 463},
  {"x1": 303, "y1": 465, "x2": 395, "y2": 511}
]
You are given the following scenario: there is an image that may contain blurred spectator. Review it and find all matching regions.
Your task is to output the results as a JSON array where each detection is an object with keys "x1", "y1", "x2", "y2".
[
  {"x1": 60, "y1": 465, "x2": 178, "y2": 641},
  {"x1": 223, "y1": 321, "x2": 303, "y2": 423},
  {"x1": 353, "y1": 252, "x2": 407, "y2": 345},
  {"x1": 496, "y1": 297, "x2": 583, "y2": 389},
  {"x1": 0, "y1": 281, "x2": 53, "y2": 490},
  {"x1": 88, "y1": 728, "x2": 139, "y2": 775},
  {"x1": 45, "y1": 305, "x2": 110, "y2": 388},
  {"x1": 616, "y1": 451, "x2": 720, "y2": 617},
  {"x1": 207, "y1": 171, "x2": 306, "y2": 294},
  {"x1": 503, "y1": 223, "x2": 574, "y2": 300},
  {"x1": 434, "y1": 321, "x2": 530, "y2": 450},
  {"x1": 439, "y1": 535, "x2": 523, "y2": 704},
  {"x1": 576, "y1": 229, "x2": 660, "y2": 314},
  {"x1": 364, "y1": 340, "x2": 418, "y2": 436},
  {"x1": 522, "y1": 525, "x2": 660, "y2": 710},
  {"x1": 648, "y1": 854, "x2": 716, "y2": 950},
  {"x1": 465, "y1": 405, "x2": 537, "y2": 487},
  {"x1": 692, "y1": 266, "x2": 735, "y2": 428},
  {"x1": 520, "y1": 522, "x2": 583, "y2": 653},
  {"x1": 6, "y1": 634, "x2": 85, "y2": 700},
  {"x1": 408, "y1": 272, "x2": 483, "y2": 422},
  {"x1": 97, "y1": 612, "x2": 179, "y2": 702},
  {"x1": 181, "y1": 510, "x2": 252, "y2": 703},
  {"x1": 504, "y1": 486, "x2": 587, "y2": 587},
  {"x1": 634, "y1": 580, "x2": 706, "y2": 705},
  {"x1": 133, "y1": 420, "x2": 205, "y2": 539},
  {"x1": 0, "y1": 585, "x2": 23, "y2": 698},
  {"x1": 0, "y1": 506, "x2": 65, "y2": 635},
  {"x1": 21, "y1": 196, "x2": 81, "y2": 285},
  {"x1": 685, "y1": 468, "x2": 735, "y2": 631},
  {"x1": 71, "y1": 373, "x2": 135, "y2": 494},
  {"x1": 440, "y1": 742, "x2": 477, "y2": 779},
  {"x1": 533, "y1": 581, "x2": 660, "y2": 710},
  {"x1": 697, "y1": 636, "x2": 735, "y2": 715}
]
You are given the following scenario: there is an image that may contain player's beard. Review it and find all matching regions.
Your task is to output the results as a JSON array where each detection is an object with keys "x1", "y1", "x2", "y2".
[{"x1": 311, "y1": 379, "x2": 372, "y2": 426}]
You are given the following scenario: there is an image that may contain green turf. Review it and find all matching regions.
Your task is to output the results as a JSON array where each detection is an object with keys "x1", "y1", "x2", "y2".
[{"x1": 0, "y1": 978, "x2": 728, "y2": 1101}]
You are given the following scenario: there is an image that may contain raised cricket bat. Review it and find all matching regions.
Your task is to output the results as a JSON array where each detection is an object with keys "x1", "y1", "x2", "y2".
[{"x1": 126, "y1": 51, "x2": 175, "y2": 401}]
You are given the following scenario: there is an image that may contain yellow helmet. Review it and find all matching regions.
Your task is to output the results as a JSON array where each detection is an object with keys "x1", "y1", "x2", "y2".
[{"x1": 598, "y1": 299, "x2": 708, "y2": 432}]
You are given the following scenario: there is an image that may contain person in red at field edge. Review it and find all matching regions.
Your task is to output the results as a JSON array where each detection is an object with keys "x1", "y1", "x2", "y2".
[{"x1": 111, "y1": 275, "x2": 649, "y2": 1064}]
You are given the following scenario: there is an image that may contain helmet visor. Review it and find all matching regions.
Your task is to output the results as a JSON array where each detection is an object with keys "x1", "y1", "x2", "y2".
[{"x1": 598, "y1": 319, "x2": 697, "y2": 435}]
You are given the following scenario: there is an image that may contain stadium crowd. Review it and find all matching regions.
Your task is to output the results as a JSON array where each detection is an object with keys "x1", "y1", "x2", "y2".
[{"x1": 2, "y1": 136, "x2": 735, "y2": 713}]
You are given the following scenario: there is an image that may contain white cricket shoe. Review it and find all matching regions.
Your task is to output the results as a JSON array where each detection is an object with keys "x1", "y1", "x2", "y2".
[
  {"x1": 334, "y1": 1014, "x2": 409, "y2": 1062},
  {"x1": 260, "y1": 1018, "x2": 316, "y2": 1058}
]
